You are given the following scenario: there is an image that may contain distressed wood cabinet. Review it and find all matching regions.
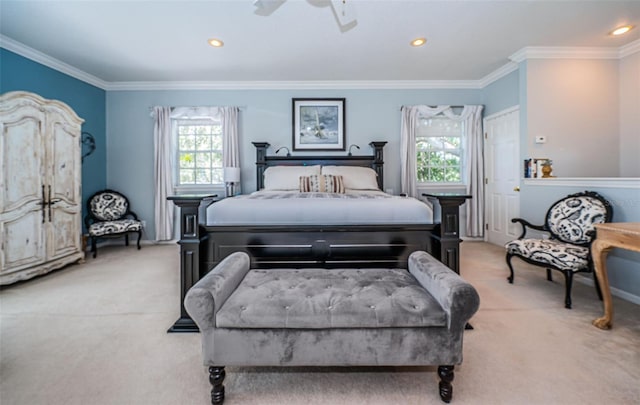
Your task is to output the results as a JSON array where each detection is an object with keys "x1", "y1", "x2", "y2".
[{"x1": 0, "y1": 91, "x2": 84, "y2": 285}]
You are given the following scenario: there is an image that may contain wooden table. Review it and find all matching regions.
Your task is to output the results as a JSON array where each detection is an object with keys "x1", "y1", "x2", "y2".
[{"x1": 591, "y1": 222, "x2": 640, "y2": 330}]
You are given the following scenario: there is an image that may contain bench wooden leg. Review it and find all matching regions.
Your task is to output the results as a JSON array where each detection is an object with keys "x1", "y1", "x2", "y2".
[
  {"x1": 438, "y1": 365, "x2": 454, "y2": 403},
  {"x1": 209, "y1": 366, "x2": 225, "y2": 405}
]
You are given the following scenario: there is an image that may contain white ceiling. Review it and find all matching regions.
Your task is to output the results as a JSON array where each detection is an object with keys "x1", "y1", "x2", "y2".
[{"x1": 1, "y1": 0, "x2": 639, "y2": 86}]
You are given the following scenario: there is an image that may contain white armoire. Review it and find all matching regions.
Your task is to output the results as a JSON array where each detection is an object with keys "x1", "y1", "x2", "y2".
[{"x1": 0, "y1": 91, "x2": 84, "y2": 285}]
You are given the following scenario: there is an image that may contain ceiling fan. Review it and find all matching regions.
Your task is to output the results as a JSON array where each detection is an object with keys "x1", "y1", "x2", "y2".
[{"x1": 253, "y1": 0, "x2": 358, "y2": 33}]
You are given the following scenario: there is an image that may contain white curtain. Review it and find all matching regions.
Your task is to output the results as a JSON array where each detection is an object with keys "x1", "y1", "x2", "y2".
[
  {"x1": 221, "y1": 107, "x2": 240, "y2": 169},
  {"x1": 152, "y1": 106, "x2": 241, "y2": 240},
  {"x1": 463, "y1": 106, "x2": 484, "y2": 237},
  {"x1": 400, "y1": 104, "x2": 485, "y2": 237},
  {"x1": 153, "y1": 106, "x2": 174, "y2": 241},
  {"x1": 400, "y1": 106, "x2": 419, "y2": 198},
  {"x1": 400, "y1": 105, "x2": 451, "y2": 197}
]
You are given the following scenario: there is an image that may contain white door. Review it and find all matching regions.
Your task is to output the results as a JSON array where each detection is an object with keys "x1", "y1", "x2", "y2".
[{"x1": 484, "y1": 107, "x2": 520, "y2": 246}]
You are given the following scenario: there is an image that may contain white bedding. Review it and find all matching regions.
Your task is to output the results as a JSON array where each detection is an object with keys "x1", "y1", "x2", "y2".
[{"x1": 206, "y1": 190, "x2": 433, "y2": 226}]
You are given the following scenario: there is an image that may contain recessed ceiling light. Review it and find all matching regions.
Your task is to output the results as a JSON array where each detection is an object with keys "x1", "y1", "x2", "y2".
[
  {"x1": 610, "y1": 25, "x2": 633, "y2": 36},
  {"x1": 208, "y1": 38, "x2": 224, "y2": 47},
  {"x1": 411, "y1": 37, "x2": 427, "y2": 47}
]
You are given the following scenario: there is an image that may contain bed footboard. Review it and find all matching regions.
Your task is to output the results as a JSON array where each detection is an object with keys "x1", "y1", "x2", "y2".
[{"x1": 167, "y1": 193, "x2": 467, "y2": 333}]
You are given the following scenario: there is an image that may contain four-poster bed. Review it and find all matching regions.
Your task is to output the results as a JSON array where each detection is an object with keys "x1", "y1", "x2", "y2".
[{"x1": 168, "y1": 141, "x2": 468, "y2": 332}]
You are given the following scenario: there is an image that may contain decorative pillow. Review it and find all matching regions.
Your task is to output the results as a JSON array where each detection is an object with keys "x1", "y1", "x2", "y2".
[
  {"x1": 263, "y1": 165, "x2": 321, "y2": 190},
  {"x1": 320, "y1": 166, "x2": 379, "y2": 190},
  {"x1": 299, "y1": 175, "x2": 345, "y2": 193}
]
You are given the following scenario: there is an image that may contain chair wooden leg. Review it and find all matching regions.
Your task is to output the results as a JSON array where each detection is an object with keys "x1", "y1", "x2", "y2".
[
  {"x1": 546, "y1": 268, "x2": 553, "y2": 281},
  {"x1": 125, "y1": 234, "x2": 129, "y2": 246},
  {"x1": 505, "y1": 254, "x2": 515, "y2": 283},
  {"x1": 91, "y1": 237, "x2": 97, "y2": 258},
  {"x1": 563, "y1": 270, "x2": 574, "y2": 309},
  {"x1": 136, "y1": 231, "x2": 141, "y2": 250}
]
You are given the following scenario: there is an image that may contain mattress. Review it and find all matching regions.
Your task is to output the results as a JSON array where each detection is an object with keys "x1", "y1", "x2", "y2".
[{"x1": 205, "y1": 190, "x2": 433, "y2": 226}]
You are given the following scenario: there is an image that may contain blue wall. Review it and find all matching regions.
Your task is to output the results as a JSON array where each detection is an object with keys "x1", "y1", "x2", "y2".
[
  {"x1": 1, "y1": 49, "x2": 107, "y2": 227},
  {"x1": 106, "y1": 88, "x2": 487, "y2": 239},
  {"x1": 482, "y1": 69, "x2": 519, "y2": 116}
]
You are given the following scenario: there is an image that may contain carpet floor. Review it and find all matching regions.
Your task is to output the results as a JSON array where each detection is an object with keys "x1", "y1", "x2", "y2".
[{"x1": 1, "y1": 242, "x2": 638, "y2": 405}]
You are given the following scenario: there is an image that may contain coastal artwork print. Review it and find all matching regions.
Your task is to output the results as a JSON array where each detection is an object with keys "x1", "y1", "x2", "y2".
[{"x1": 292, "y1": 98, "x2": 345, "y2": 151}]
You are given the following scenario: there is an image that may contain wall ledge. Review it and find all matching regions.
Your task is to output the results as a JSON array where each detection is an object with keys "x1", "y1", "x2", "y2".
[{"x1": 524, "y1": 178, "x2": 640, "y2": 189}]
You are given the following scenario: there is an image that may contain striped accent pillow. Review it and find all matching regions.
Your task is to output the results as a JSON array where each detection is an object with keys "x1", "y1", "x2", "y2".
[{"x1": 299, "y1": 175, "x2": 345, "y2": 193}]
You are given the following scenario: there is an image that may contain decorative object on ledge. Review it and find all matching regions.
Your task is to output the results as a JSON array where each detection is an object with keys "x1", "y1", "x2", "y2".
[
  {"x1": 275, "y1": 146, "x2": 291, "y2": 156},
  {"x1": 81, "y1": 131, "x2": 96, "y2": 162},
  {"x1": 348, "y1": 144, "x2": 360, "y2": 156},
  {"x1": 292, "y1": 98, "x2": 345, "y2": 151},
  {"x1": 540, "y1": 159, "x2": 553, "y2": 178},
  {"x1": 223, "y1": 167, "x2": 240, "y2": 197}
]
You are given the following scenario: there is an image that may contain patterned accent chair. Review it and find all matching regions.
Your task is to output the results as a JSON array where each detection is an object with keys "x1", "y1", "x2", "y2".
[
  {"x1": 84, "y1": 189, "x2": 143, "y2": 258},
  {"x1": 505, "y1": 191, "x2": 613, "y2": 309}
]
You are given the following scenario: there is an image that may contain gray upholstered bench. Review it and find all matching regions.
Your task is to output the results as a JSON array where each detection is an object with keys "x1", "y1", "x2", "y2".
[{"x1": 185, "y1": 250, "x2": 479, "y2": 404}]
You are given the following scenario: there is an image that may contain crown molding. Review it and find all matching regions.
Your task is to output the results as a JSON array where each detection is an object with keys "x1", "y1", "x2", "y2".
[
  {"x1": 105, "y1": 79, "x2": 483, "y2": 91},
  {"x1": 619, "y1": 38, "x2": 640, "y2": 58},
  {"x1": 477, "y1": 61, "x2": 519, "y2": 88},
  {"x1": 509, "y1": 42, "x2": 640, "y2": 63},
  {"x1": 0, "y1": 35, "x2": 108, "y2": 90}
]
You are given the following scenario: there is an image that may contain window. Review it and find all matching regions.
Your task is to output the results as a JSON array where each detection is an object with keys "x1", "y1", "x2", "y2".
[
  {"x1": 416, "y1": 116, "x2": 464, "y2": 183},
  {"x1": 176, "y1": 119, "x2": 223, "y2": 187}
]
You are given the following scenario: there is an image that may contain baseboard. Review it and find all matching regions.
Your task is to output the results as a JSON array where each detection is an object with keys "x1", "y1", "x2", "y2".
[
  {"x1": 84, "y1": 239, "x2": 177, "y2": 252},
  {"x1": 576, "y1": 275, "x2": 640, "y2": 306}
]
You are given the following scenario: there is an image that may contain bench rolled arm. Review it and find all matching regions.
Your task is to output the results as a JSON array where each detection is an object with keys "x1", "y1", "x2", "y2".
[
  {"x1": 184, "y1": 252, "x2": 251, "y2": 331},
  {"x1": 408, "y1": 251, "x2": 480, "y2": 330}
]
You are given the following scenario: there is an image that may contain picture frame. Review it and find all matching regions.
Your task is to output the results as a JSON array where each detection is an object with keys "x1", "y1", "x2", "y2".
[{"x1": 292, "y1": 98, "x2": 345, "y2": 151}]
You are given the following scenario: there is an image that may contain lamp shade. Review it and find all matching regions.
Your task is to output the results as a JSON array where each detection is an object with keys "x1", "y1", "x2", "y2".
[{"x1": 223, "y1": 167, "x2": 240, "y2": 183}]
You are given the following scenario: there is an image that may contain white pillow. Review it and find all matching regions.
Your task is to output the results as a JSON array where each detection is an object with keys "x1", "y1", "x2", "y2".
[
  {"x1": 263, "y1": 165, "x2": 321, "y2": 190},
  {"x1": 320, "y1": 166, "x2": 380, "y2": 190}
]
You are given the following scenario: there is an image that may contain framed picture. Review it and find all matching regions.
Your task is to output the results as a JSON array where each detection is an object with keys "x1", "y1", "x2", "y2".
[{"x1": 292, "y1": 98, "x2": 345, "y2": 151}]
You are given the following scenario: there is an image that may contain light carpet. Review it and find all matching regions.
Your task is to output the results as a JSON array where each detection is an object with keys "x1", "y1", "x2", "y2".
[{"x1": 1, "y1": 242, "x2": 638, "y2": 405}]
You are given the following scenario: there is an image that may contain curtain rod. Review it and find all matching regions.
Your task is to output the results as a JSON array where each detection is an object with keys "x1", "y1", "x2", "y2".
[
  {"x1": 148, "y1": 105, "x2": 246, "y2": 111},
  {"x1": 400, "y1": 105, "x2": 470, "y2": 110}
]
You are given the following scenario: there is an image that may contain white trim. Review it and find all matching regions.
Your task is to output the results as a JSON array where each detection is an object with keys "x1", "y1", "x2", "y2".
[
  {"x1": 478, "y1": 62, "x2": 519, "y2": 88},
  {"x1": 510, "y1": 46, "x2": 620, "y2": 62},
  {"x1": 619, "y1": 38, "x2": 640, "y2": 58},
  {"x1": 524, "y1": 178, "x2": 640, "y2": 189},
  {"x1": 105, "y1": 79, "x2": 483, "y2": 91},
  {"x1": 0, "y1": 34, "x2": 108, "y2": 90},
  {"x1": 483, "y1": 105, "x2": 520, "y2": 121}
]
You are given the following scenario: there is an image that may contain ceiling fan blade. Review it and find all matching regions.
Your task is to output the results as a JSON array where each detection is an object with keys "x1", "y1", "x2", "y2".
[
  {"x1": 253, "y1": 0, "x2": 287, "y2": 16},
  {"x1": 330, "y1": 0, "x2": 358, "y2": 32}
]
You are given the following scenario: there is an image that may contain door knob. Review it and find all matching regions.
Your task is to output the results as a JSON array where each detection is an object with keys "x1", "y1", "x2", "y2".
[{"x1": 513, "y1": 186, "x2": 520, "y2": 192}]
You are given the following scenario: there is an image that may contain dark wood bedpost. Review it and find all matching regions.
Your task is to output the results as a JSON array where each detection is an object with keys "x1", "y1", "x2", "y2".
[
  {"x1": 253, "y1": 142, "x2": 270, "y2": 190},
  {"x1": 423, "y1": 193, "x2": 471, "y2": 274},
  {"x1": 166, "y1": 194, "x2": 217, "y2": 333},
  {"x1": 369, "y1": 141, "x2": 386, "y2": 190}
]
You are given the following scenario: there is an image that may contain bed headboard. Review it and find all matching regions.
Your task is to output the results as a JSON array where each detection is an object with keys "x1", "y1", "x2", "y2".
[{"x1": 253, "y1": 141, "x2": 387, "y2": 190}]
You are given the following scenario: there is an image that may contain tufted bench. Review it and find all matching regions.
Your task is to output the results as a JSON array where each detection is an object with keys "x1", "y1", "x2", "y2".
[{"x1": 185, "y1": 250, "x2": 480, "y2": 404}]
